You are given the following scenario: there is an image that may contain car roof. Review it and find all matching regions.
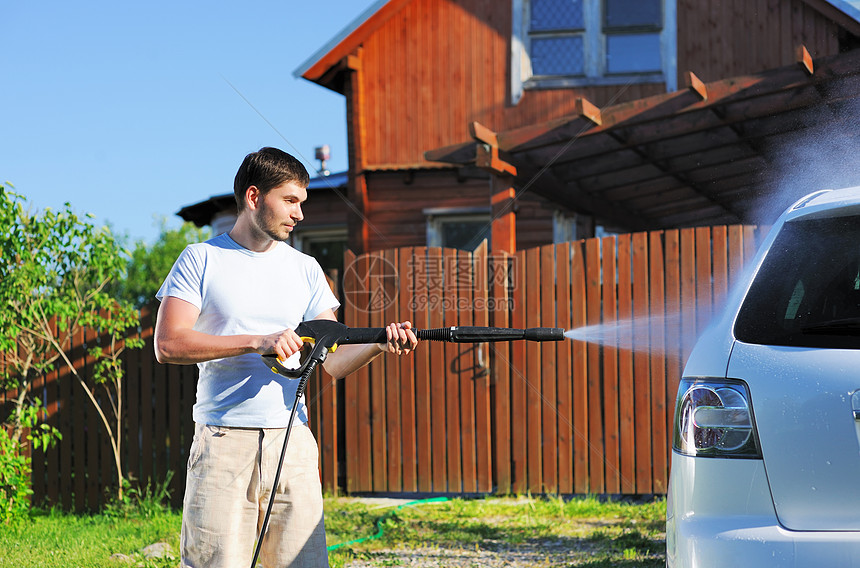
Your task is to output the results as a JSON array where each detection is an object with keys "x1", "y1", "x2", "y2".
[{"x1": 785, "y1": 185, "x2": 860, "y2": 221}]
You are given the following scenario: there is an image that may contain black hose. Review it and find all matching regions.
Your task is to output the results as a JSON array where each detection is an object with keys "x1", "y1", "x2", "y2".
[{"x1": 250, "y1": 359, "x2": 316, "y2": 568}]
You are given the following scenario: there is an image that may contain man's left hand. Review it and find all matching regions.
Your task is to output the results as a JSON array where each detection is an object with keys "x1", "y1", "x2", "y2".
[{"x1": 384, "y1": 321, "x2": 419, "y2": 355}]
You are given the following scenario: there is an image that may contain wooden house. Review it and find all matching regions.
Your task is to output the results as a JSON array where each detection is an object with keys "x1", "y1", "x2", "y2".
[
  {"x1": 182, "y1": 0, "x2": 860, "y2": 256},
  {"x1": 29, "y1": 1, "x2": 860, "y2": 503},
  {"x1": 292, "y1": 0, "x2": 860, "y2": 255}
]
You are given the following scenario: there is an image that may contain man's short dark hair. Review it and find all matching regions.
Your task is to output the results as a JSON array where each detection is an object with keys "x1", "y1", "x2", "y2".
[{"x1": 233, "y1": 147, "x2": 310, "y2": 210}]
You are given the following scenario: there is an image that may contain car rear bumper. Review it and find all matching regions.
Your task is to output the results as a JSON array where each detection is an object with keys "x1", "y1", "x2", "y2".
[
  {"x1": 668, "y1": 515, "x2": 860, "y2": 567},
  {"x1": 667, "y1": 452, "x2": 860, "y2": 567}
]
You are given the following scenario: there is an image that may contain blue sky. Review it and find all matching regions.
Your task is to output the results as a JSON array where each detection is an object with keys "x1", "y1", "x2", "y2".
[{"x1": 1, "y1": 0, "x2": 377, "y2": 245}]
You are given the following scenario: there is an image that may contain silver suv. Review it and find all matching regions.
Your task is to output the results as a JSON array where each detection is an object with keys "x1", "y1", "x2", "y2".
[{"x1": 667, "y1": 187, "x2": 860, "y2": 566}]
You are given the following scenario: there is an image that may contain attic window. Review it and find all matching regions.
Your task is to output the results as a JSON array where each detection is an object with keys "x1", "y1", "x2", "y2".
[{"x1": 512, "y1": 0, "x2": 677, "y2": 102}]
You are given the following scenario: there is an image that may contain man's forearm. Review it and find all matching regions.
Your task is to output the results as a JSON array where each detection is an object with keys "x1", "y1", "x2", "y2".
[
  {"x1": 322, "y1": 342, "x2": 386, "y2": 378},
  {"x1": 154, "y1": 328, "x2": 262, "y2": 365}
]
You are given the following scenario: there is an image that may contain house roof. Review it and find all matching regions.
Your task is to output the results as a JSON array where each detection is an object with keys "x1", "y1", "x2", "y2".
[
  {"x1": 815, "y1": 0, "x2": 860, "y2": 32},
  {"x1": 294, "y1": 0, "x2": 407, "y2": 83},
  {"x1": 834, "y1": 0, "x2": 860, "y2": 18},
  {"x1": 425, "y1": 47, "x2": 860, "y2": 230},
  {"x1": 177, "y1": 172, "x2": 348, "y2": 227},
  {"x1": 295, "y1": 0, "x2": 860, "y2": 88}
]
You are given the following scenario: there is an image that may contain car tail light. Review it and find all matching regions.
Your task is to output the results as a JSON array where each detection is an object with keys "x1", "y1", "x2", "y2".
[{"x1": 673, "y1": 378, "x2": 761, "y2": 458}]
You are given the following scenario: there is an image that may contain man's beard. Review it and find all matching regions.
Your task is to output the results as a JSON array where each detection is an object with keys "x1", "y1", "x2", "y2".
[{"x1": 253, "y1": 204, "x2": 291, "y2": 242}]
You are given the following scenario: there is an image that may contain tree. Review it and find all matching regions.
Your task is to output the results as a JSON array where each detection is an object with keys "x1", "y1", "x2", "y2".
[
  {"x1": 0, "y1": 185, "x2": 142, "y2": 501},
  {"x1": 113, "y1": 218, "x2": 210, "y2": 309}
]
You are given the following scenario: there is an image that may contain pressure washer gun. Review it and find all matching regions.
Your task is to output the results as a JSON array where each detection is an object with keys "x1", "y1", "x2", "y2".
[
  {"x1": 261, "y1": 319, "x2": 565, "y2": 380},
  {"x1": 252, "y1": 319, "x2": 563, "y2": 568}
]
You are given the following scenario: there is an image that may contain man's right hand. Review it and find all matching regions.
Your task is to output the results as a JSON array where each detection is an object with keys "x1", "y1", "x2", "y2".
[
  {"x1": 156, "y1": 296, "x2": 306, "y2": 365},
  {"x1": 256, "y1": 328, "x2": 304, "y2": 362}
]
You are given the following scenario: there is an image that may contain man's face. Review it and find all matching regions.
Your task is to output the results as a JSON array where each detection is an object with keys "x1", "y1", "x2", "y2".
[{"x1": 251, "y1": 181, "x2": 307, "y2": 242}]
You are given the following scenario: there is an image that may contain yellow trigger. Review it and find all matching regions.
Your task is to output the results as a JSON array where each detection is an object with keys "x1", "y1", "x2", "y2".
[{"x1": 300, "y1": 336, "x2": 338, "y2": 353}]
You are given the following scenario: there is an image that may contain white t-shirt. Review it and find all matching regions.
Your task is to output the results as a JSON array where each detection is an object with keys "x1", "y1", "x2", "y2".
[{"x1": 156, "y1": 233, "x2": 340, "y2": 427}]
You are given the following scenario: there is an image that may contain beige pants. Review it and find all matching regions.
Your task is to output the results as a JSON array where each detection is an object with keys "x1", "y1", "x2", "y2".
[{"x1": 180, "y1": 422, "x2": 329, "y2": 568}]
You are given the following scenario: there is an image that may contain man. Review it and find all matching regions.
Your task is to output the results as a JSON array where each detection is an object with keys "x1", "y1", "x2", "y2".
[{"x1": 154, "y1": 147, "x2": 418, "y2": 568}]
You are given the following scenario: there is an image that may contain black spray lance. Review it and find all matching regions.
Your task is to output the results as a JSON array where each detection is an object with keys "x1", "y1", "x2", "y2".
[
  {"x1": 261, "y1": 319, "x2": 564, "y2": 378},
  {"x1": 251, "y1": 319, "x2": 563, "y2": 567}
]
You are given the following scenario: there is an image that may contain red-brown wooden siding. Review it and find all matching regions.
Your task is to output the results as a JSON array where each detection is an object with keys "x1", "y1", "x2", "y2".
[
  {"x1": 356, "y1": 0, "x2": 660, "y2": 169},
  {"x1": 363, "y1": 169, "x2": 556, "y2": 251},
  {"x1": 677, "y1": 0, "x2": 841, "y2": 83}
]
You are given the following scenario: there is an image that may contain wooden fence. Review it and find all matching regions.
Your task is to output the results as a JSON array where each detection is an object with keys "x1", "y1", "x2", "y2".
[
  {"x1": 2, "y1": 307, "x2": 336, "y2": 511},
  {"x1": 341, "y1": 225, "x2": 761, "y2": 495},
  {"x1": 3, "y1": 225, "x2": 762, "y2": 509}
]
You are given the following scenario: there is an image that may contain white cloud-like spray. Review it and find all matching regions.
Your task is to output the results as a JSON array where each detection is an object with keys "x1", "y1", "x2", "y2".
[{"x1": 753, "y1": 82, "x2": 860, "y2": 225}]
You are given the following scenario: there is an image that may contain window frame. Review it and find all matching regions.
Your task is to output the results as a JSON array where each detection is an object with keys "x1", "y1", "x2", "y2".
[
  {"x1": 291, "y1": 225, "x2": 348, "y2": 273},
  {"x1": 424, "y1": 207, "x2": 491, "y2": 250},
  {"x1": 511, "y1": 0, "x2": 677, "y2": 103}
]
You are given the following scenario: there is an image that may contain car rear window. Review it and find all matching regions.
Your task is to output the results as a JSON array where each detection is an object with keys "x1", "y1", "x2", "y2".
[{"x1": 735, "y1": 214, "x2": 860, "y2": 349}]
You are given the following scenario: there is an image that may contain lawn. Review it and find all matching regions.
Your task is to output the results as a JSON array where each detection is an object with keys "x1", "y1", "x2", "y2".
[{"x1": 0, "y1": 495, "x2": 665, "y2": 567}]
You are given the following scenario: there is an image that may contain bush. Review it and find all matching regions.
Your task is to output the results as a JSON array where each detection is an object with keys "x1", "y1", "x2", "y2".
[
  {"x1": 0, "y1": 426, "x2": 33, "y2": 523},
  {"x1": 103, "y1": 471, "x2": 175, "y2": 520},
  {"x1": 0, "y1": 399, "x2": 61, "y2": 523}
]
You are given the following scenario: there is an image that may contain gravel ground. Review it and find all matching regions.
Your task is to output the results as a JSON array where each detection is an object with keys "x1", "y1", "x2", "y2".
[
  {"x1": 344, "y1": 544, "x2": 573, "y2": 567},
  {"x1": 339, "y1": 521, "x2": 666, "y2": 567},
  {"x1": 343, "y1": 539, "x2": 665, "y2": 567}
]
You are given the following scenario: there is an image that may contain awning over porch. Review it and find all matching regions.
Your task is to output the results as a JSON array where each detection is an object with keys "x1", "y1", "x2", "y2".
[{"x1": 425, "y1": 47, "x2": 860, "y2": 231}]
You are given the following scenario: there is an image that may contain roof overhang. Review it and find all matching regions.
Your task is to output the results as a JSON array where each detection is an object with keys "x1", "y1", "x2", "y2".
[
  {"x1": 425, "y1": 47, "x2": 860, "y2": 230},
  {"x1": 177, "y1": 172, "x2": 349, "y2": 228},
  {"x1": 812, "y1": 0, "x2": 860, "y2": 35},
  {"x1": 177, "y1": 194, "x2": 236, "y2": 228},
  {"x1": 294, "y1": 0, "x2": 410, "y2": 90}
]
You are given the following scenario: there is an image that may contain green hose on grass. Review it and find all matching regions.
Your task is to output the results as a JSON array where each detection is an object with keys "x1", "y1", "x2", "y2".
[{"x1": 327, "y1": 497, "x2": 449, "y2": 551}]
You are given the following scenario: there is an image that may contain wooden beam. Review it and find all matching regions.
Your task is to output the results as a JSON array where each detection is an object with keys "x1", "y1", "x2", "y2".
[
  {"x1": 476, "y1": 144, "x2": 517, "y2": 177},
  {"x1": 574, "y1": 97, "x2": 602, "y2": 125},
  {"x1": 797, "y1": 44, "x2": 813, "y2": 75},
  {"x1": 495, "y1": 114, "x2": 598, "y2": 153},
  {"x1": 684, "y1": 71, "x2": 708, "y2": 100},
  {"x1": 317, "y1": 53, "x2": 363, "y2": 89},
  {"x1": 490, "y1": 180, "x2": 517, "y2": 254},
  {"x1": 345, "y1": 63, "x2": 369, "y2": 254},
  {"x1": 469, "y1": 121, "x2": 498, "y2": 147},
  {"x1": 471, "y1": 121, "x2": 517, "y2": 177},
  {"x1": 469, "y1": 121, "x2": 518, "y2": 252},
  {"x1": 424, "y1": 141, "x2": 477, "y2": 165}
]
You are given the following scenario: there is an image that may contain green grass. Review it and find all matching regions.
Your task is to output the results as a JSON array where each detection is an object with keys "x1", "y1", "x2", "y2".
[
  {"x1": 0, "y1": 495, "x2": 665, "y2": 567},
  {"x1": 0, "y1": 506, "x2": 182, "y2": 568},
  {"x1": 324, "y1": 495, "x2": 666, "y2": 567}
]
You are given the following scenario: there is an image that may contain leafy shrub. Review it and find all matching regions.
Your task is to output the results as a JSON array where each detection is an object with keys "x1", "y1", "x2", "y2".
[
  {"x1": 103, "y1": 471, "x2": 175, "y2": 519},
  {"x1": 0, "y1": 399, "x2": 61, "y2": 523},
  {"x1": 0, "y1": 426, "x2": 33, "y2": 523}
]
